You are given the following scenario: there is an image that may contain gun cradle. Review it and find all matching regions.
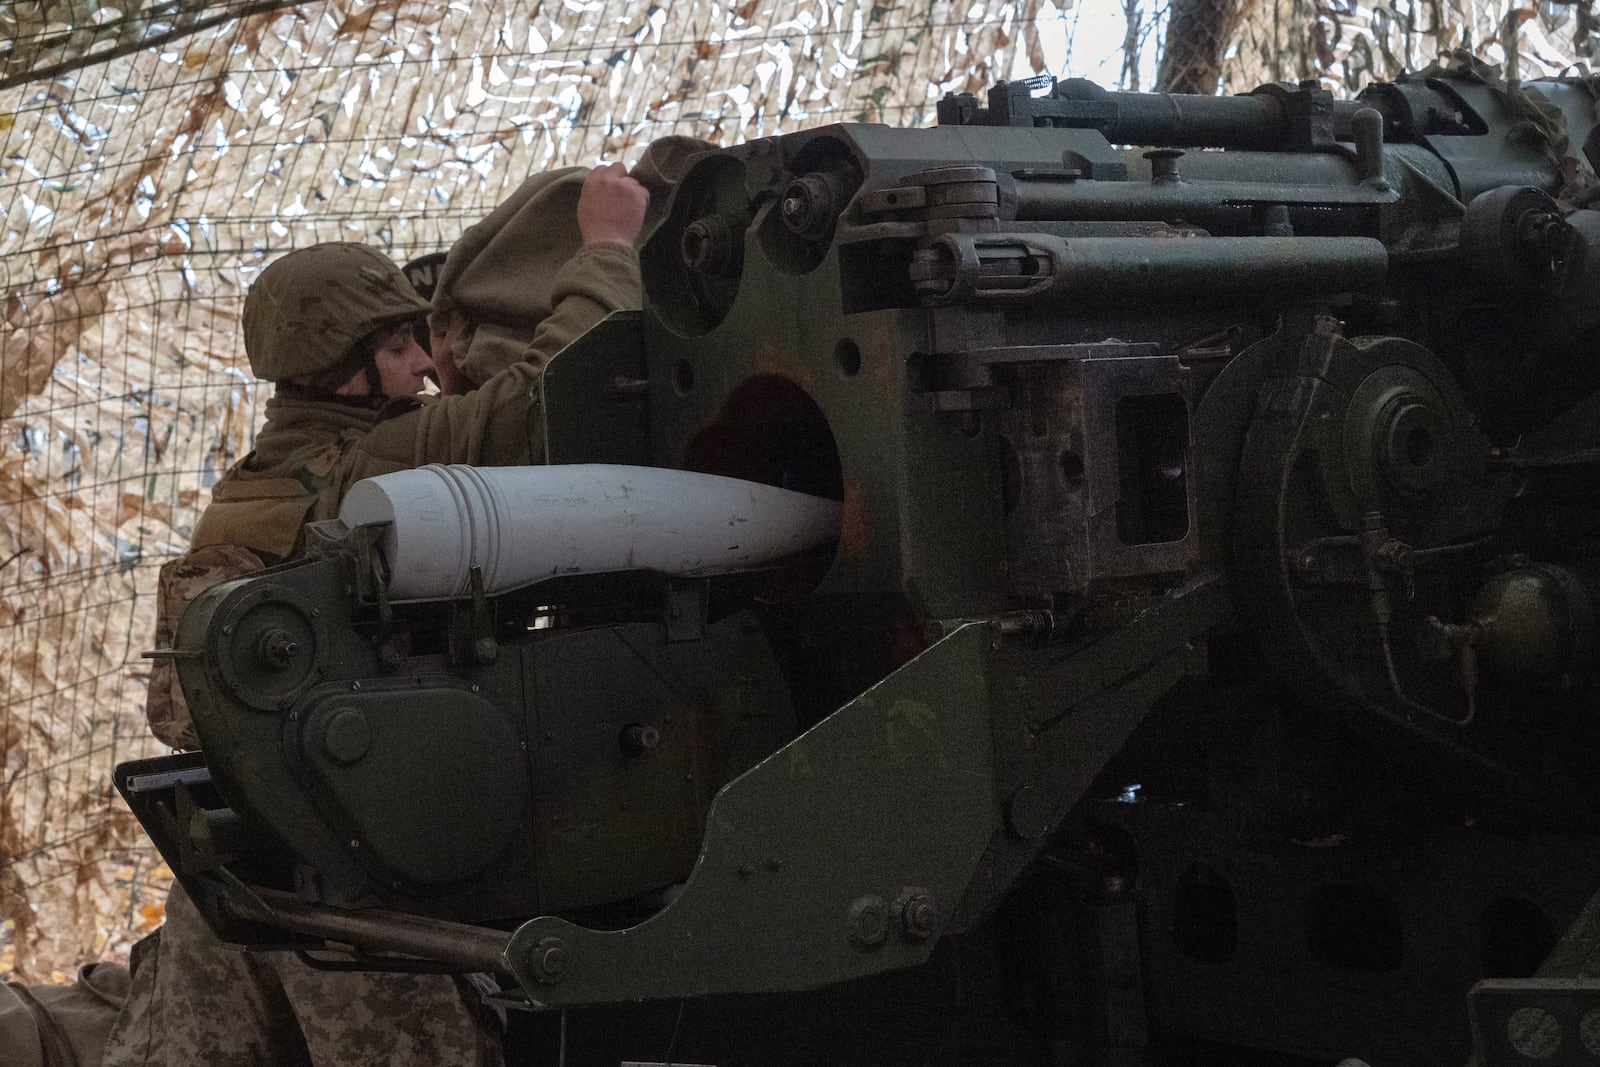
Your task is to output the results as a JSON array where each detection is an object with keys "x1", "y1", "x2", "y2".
[{"x1": 121, "y1": 68, "x2": 1600, "y2": 1066}]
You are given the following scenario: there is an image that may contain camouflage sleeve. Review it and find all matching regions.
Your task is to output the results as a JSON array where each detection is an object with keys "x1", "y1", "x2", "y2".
[
  {"x1": 517, "y1": 239, "x2": 641, "y2": 365},
  {"x1": 458, "y1": 240, "x2": 641, "y2": 384},
  {"x1": 147, "y1": 544, "x2": 265, "y2": 748}
]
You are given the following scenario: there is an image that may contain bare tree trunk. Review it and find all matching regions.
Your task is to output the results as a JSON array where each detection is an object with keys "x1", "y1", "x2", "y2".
[
  {"x1": 1156, "y1": 0, "x2": 1252, "y2": 94},
  {"x1": 1120, "y1": 0, "x2": 1145, "y2": 91}
]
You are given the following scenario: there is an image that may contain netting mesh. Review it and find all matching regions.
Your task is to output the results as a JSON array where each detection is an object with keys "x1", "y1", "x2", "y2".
[
  {"x1": 1224, "y1": 0, "x2": 1596, "y2": 94},
  {"x1": 0, "y1": 0, "x2": 1591, "y2": 983}
]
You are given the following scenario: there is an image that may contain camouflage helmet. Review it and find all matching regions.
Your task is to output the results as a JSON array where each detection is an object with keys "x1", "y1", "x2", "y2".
[{"x1": 243, "y1": 243, "x2": 431, "y2": 381}]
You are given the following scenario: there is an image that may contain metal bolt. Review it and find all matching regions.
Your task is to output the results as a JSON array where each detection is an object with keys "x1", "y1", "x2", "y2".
[
  {"x1": 1506, "y1": 1006, "x2": 1562, "y2": 1060},
  {"x1": 257, "y1": 628, "x2": 299, "y2": 669},
  {"x1": 897, "y1": 890, "x2": 938, "y2": 940},
  {"x1": 620, "y1": 722, "x2": 660, "y2": 755},
  {"x1": 680, "y1": 216, "x2": 734, "y2": 274},
  {"x1": 779, "y1": 173, "x2": 837, "y2": 239},
  {"x1": 1004, "y1": 785, "x2": 1051, "y2": 842},
  {"x1": 350, "y1": 681, "x2": 361, "y2": 692},
  {"x1": 1144, "y1": 148, "x2": 1184, "y2": 182},
  {"x1": 848, "y1": 895, "x2": 889, "y2": 949},
  {"x1": 682, "y1": 222, "x2": 712, "y2": 267},
  {"x1": 531, "y1": 937, "x2": 568, "y2": 983},
  {"x1": 470, "y1": 683, "x2": 480, "y2": 693},
  {"x1": 324, "y1": 708, "x2": 373, "y2": 766},
  {"x1": 348, "y1": 838, "x2": 360, "y2": 849}
]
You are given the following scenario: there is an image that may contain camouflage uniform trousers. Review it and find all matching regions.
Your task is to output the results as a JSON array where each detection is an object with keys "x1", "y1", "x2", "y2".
[{"x1": 101, "y1": 885, "x2": 504, "y2": 1067}]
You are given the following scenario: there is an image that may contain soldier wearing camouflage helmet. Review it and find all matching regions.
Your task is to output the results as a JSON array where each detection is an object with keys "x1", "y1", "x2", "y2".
[{"x1": 104, "y1": 163, "x2": 650, "y2": 1067}]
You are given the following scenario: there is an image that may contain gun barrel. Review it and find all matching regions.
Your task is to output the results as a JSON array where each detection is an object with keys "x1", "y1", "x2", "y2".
[
  {"x1": 1040, "y1": 79, "x2": 1386, "y2": 150},
  {"x1": 1060, "y1": 82, "x2": 1293, "y2": 149},
  {"x1": 913, "y1": 234, "x2": 1389, "y2": 305}
]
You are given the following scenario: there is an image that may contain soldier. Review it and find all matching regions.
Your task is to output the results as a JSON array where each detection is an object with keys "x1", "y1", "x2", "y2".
[{"x1": 103, "y1": 161, "x2": 650, "y2": 1067}]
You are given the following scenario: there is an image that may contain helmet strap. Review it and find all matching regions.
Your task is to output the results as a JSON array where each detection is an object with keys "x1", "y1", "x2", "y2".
[{"x1": 363, "y1": 358, "x2": 386, "y2": 399}]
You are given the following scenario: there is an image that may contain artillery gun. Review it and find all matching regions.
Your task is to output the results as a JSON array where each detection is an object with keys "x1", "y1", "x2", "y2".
[{"x1": 124, "y1": 57, "x2": 1600, "y2": 1065}]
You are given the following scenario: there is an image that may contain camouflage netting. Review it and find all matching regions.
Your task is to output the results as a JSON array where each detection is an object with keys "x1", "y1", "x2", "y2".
[
  {"x1": 0, "y1": 0, "x2": 1591, "y2": 982},
  {"x1": 1223, "y1": 1, "x2": 1599, "y2": 95}
]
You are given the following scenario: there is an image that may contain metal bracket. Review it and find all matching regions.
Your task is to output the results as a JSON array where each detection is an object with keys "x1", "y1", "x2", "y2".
[
  {"x1": 115, "y1": 754, "x2": 241, "y2": 882},
  {"x1": 371, "y1": 553, "x2": 399, "y2": 670},
  {"x1": 937, "y1": 78, "x2": 1117, "y2": 130},
  {"x1": 931, "y1": 341, "x2": 1164, "y2": 391},
  {"x1": 1470, "y1": 978, "x2": 1600, "y2": 1066},
  {"x1": 449, "y1": 566, "x2": 498, "y2": 667},
  {"x1": 503, "y1": 623, "x2": 1001, "y2": 1007},
  {"x1": 1248, "y1": 81, "x2": 1337, "y2": 150}
]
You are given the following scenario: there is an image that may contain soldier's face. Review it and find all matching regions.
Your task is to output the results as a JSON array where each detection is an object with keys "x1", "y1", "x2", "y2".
[{"x1": 370, "y1": 322, "x2": 435, "y2": 397}]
